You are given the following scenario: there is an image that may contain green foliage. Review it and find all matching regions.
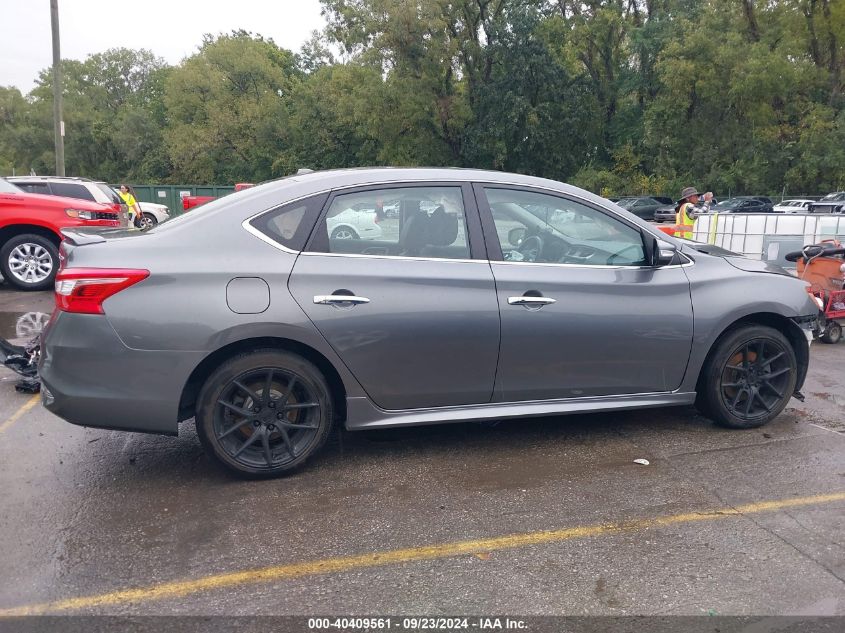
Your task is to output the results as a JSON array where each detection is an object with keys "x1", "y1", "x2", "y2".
[{"x1": 1, "y1": 0, "x2": 843, "y2": 196}]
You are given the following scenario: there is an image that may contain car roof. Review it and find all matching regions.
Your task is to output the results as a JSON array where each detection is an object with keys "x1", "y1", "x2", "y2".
[
  {"x1": 261, "y1": 167, "x2": 620, "y2": 206},
  {"x1": 7, "y1": 175, "x2": 108, "y2": 185}
]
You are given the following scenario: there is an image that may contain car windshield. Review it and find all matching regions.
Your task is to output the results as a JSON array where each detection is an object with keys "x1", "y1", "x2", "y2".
[
  {"x1": 821, "y1": 193, "x2": 845, "y2": 201},
  {"x1": 0, "y1": 178, "x2": 23, "y2": 193},
  {"x1": 615, "y1": 198, "x2": 637, "y2": 208}
]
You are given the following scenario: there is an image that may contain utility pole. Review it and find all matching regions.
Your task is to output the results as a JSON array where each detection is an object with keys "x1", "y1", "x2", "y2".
[{"x1": 50, "y1": 0, "x2": 65, "y2": 176}]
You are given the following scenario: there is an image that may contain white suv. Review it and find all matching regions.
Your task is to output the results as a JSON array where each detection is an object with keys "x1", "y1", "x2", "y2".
[{"x1": 8, "y1": 176, "x2": 130, "y2": 227}]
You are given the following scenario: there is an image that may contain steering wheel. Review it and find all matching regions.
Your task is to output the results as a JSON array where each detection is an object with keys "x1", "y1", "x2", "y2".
[
  {"x1": 517, "y1": 235, "x2": 544, "y2": 262},
  {"x1": 606, "y1": 244, "x2": 644, "y2": 266}
]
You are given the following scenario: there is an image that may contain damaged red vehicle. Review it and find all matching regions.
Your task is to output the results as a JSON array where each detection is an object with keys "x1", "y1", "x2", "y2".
[{"x1": 0, "y1": 177, "x2": 121, "y2": 291}]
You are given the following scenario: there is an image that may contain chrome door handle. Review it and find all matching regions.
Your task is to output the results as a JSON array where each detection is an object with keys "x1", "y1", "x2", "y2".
[
  {"x1": 507, "y1": 296, "x2": 556, "y2": 306},
  {"x1": 313, "y1": 295, "x2": 371, "y2": 305}
]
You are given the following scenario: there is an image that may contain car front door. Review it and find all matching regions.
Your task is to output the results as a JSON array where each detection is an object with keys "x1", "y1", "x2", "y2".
[
  {"x1": 475, "y1": 185, "x2": 694, "y2": 402},
  {"x1": 289, "y1": 183, "x2": 500, "y2": 410}
]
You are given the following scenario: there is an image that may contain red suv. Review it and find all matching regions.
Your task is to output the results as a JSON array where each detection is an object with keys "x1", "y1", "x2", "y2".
[{"x1": 0, "y1": 178, "x2": 121, "y2": 291}]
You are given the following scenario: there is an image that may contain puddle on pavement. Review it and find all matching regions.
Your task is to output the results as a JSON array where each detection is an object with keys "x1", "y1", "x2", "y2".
[{"x1": 0, "y1": 311, "x2": 51, "y2": 342}]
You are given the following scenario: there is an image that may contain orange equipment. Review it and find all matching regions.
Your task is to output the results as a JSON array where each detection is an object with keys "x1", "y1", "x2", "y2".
[{"x1": 786, "y1": 240, "x2": 845, "y2": 344}]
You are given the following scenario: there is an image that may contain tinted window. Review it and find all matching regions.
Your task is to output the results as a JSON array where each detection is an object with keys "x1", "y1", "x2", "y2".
[
  {"x1": 484, "y1": 188, "x2": 646, "y2": 266},
  {"x1": 309, "y1": 186, "x2": 470, "y2": 260},
  {"x1": 14, "y1": 182, "x2": 50, "y2": 195},
  {"x1": 249, "y1": 193, "x2": 328, "y2": 251},
  {"x1": 49, "y1": 182, "x2": 96, "y2": 201}
]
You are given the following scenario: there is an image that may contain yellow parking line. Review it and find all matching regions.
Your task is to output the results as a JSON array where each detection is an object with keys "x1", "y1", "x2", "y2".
[
  {"x1": 1, "y1": 490, "x2": 843, "y2": 615},
  {"x1": 0, "y1": 394, "x2": 40, "y2": 435}
]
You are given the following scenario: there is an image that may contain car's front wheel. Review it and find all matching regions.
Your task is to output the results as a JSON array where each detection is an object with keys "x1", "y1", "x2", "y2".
[
  {"x1": 331, "y1": 226, "x2": 358, "y2": 240},
  {"x1": 139, "y1": 213, "x2": 158, "y2": 230},
  {"x1": 195, "y1": 350, "x2": 334, "y2": 478},
  {"x1": 0, "y1": 233, "x2": 60, "y2": 291},
  {"x1": 696, "y1": 325, "x2": 797, "y2": 429}
]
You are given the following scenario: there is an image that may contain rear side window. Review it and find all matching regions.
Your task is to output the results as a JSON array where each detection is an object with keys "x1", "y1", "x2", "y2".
[
  {"x1": 249, "y1": 193, "x2": 328, "y2": 251},
  {"x1": 50, "y1": 182, "x2": 96, "y2": 201}
]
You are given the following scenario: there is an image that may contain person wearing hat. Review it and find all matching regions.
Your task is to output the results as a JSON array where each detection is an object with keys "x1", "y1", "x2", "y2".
[{"x1": 675, "y1": 187, "x2": 713, "y2": 239}]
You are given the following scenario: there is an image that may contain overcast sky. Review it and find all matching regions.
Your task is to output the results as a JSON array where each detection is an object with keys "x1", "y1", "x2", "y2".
[{"x1": 0, "y1": 0, "x2": 328, "y2": 93}]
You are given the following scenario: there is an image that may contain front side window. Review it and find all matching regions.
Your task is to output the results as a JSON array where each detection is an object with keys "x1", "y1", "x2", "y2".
[
  {"x1": 309, "y1": 186, "x2": 470, "y2": 260},
  {"x1": 484, "y1": 188, "x2": 646, "y2": 266},
  {"x1": 95, "y1": 184, "x2": 123, "y2": 204}
]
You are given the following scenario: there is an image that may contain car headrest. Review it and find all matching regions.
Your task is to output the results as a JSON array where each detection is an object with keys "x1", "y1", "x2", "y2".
[
  {"x1": 427, "y1": 206, "x2": 459, "y2": 246},
  {"x1": 399, "y1": 211, "x2": 430, "y2": 255}
]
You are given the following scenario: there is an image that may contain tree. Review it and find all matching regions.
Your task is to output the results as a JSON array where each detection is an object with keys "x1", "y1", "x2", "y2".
[{"x1": 163, "y1": 32, "x2": 299, "y2": 183}]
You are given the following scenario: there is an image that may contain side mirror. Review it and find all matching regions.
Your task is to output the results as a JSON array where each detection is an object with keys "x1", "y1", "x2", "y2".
[
  {"x1": 646, "y1": 236, "x2": 678, "y2": 266},
  {"x1": 508, "y1": 227, "x2": 527, "y2": 246}
]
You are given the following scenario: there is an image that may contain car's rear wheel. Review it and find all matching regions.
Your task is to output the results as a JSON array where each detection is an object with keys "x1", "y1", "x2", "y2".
[
  {"x1": 0, "y1": 233, "x2": 59, "y2": 291},
  {"x1": 696, "y1": 325, "x2": 797, "y2": 429},
  {"x1": 195, "y1": 350, "x2": 334, "y2": 478}
]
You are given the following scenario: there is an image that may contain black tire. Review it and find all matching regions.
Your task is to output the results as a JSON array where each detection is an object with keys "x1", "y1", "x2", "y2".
[
  {"x1": 331, "y1": 226, "x2": 358, "y2": 240},
  {"x1": 195, "y1": 350, "x2": 334, "y2": 478},
  {"x1": 0, "y1": 233, "x2": 60, "y2": 291},
  {"x1": 140, "y1": 213, "x2": 158, "y2": 229},
  {"x1": 696, "y1": 325, "x2": 797, "y2": 429},
  {"x1": 820, "y1": 321, "x2": 842, "y2": 344}
]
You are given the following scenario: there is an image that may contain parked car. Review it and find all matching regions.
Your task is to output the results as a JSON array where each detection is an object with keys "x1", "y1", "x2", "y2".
[
  {"x1": 614, "y1": 196, "x2": 674, "y2": 220},
  {"x1": 809, "y1": 192, "x2": 845, "y2": 214},
  {"x1": 773, "y1": 199, "x2": 814, "y2": 213},
  {"x1": 327, "y1": 205, "x2": 382, "y2": 240},
  {"x1": 0, "y1": 178, "x2": 121, "y2": 290},
  {"x1": 182, "y1": 183, "x2": 255, "y2": 212},
  {"x1": 40, "y1": 168, "x2": 817, "y2": 478},
  {"x1": 109, "y1": 188, "x2": 170, "y2": 229},
  {"x1": 709, "y1": 197, "x2": 775, "y2": 214},
  {"x1": 8, "y1": 176, "x2": 130, "y2": 226},
  {"x1": 653, "y1": 203, "x2": 677, "y2": 223},
  {"x1": 136, "y1": 202, "x2": 170, "y2": 228}
]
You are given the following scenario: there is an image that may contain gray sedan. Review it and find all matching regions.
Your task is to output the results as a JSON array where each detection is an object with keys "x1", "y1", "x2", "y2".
[{"x1": 39, "y1": 168, "x2": 818, "y2": 477}]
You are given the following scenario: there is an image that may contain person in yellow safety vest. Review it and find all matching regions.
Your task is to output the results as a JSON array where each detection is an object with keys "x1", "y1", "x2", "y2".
[
  {"x1": 675, "y1": 187, "x2": 713, "y2": 239},
  {"x1": 118, "y1": 184, "x2": 141, "y2": 227}
]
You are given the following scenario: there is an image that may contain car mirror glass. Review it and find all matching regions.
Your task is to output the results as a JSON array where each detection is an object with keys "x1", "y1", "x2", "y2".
[{"x1": 654, "y1": 239, "x2": 677, "y2": 266}]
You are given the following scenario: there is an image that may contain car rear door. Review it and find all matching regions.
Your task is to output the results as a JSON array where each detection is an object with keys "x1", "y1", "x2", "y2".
[
  {"x1": 475, "y1": 184, "x2": 694, "y2": 402},
  {"x1": 288, "y1": 182, "x2": 500, "y2": 410}
]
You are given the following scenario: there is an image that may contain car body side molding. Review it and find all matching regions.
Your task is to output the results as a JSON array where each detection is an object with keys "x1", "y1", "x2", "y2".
[{"x1": 344, "y1": 391, "x2": 697, "y2": 430}]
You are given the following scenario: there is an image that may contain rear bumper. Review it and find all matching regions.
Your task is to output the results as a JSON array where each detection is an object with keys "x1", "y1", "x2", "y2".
[{"x1": 39, "y1": 311, "x2": 204, "y2": 435}]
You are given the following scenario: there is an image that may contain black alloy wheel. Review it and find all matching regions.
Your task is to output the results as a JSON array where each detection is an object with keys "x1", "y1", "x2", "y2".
[
  {"x1": 196, "y1": 350, "x2": 333, "y2": 477},
  {"x1": 697, "y1": 325, "x2": 797, "y2": 429}
]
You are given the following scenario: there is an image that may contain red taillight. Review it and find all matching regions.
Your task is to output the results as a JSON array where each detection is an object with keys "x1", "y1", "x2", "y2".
[{"x1": 54, "y1": 268, "x2": 150, "y2": 314}]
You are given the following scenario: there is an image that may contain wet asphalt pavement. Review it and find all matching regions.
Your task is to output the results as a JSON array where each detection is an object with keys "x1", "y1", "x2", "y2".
[{"x1": 0, "y1": 285, "x2": 844, "y2": 617}]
